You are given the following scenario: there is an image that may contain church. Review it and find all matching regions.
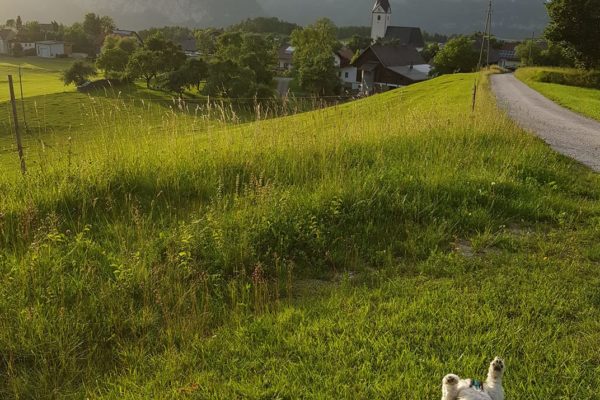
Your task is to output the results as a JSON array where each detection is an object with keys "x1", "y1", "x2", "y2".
[{"x1": 353, "y1": 0, "x2": 430, "y2": 94}]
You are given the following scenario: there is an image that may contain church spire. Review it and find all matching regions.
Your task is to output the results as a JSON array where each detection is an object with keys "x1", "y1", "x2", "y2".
[
  {"x1": 371, "y1": 0, "x2": 392, "y2": 40},
  {"x1": 373, "y1": 0, "x2": 391, "y2": 13}
]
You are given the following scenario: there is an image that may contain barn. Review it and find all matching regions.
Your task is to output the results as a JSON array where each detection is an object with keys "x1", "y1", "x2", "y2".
[{"x1": 36, "y1": 41, "x2": 72, "y2": 58}]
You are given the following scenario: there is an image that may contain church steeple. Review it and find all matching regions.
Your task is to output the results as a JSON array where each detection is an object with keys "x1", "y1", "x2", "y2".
[{"x1": 371, "y1": 0, "x2": 392, "y2": 40}]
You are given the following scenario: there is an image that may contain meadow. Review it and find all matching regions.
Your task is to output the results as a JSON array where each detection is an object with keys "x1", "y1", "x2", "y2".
[
  {"x1": 516, "y1": 67, "x2": 600, "y2": 121},
  {"x1": 1, "y1": 59, "x2": 600, "y2": 398}
]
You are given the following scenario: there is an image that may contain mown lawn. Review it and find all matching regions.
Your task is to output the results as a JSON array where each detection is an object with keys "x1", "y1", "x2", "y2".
[
  {"x1": 1, "y1": 71, "x2": 599, "y2": 399},
  {"x1": 516, "y1": 67, "x2": 600, "y2": 121}
]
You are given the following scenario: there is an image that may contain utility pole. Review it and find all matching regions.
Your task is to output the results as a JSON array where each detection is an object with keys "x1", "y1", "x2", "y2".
[
  {"x1": 528, "y1": 31, "x2": 535, "y2": 66},
  {"x1": 473, "y1": 0, "x2": 493, "y2": 111},
  {"x1": 8, "y1": 75, "x2": 27, "y2": 175}
]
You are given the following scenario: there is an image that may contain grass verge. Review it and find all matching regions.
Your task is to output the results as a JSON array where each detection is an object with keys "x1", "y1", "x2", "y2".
[{"x1": 516, "y1": 67, "x2": 600, "y2": 121}]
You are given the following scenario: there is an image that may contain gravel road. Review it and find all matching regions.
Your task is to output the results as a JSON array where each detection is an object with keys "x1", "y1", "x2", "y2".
[{"x1": 491, "y1": 73, "x2": 600, "y2": 172}]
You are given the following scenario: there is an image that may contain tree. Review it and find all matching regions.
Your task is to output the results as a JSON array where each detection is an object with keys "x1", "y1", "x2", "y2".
[
  {"x1": 16, "y1": 16, "x2": 23, "y2": 31},
  {"x1": 97, "y1": 48, "x2": 130, "y2": 77},
  {"x1": 163, "y1": 58, "x2": 208, "y2": 93},
  {"x1": 515, "y1": 40, "x2": 543, "y2": 66},
  {"x1": 546, "y1": 0, "x2": 600, "y2": 69},
  {"x1": 194, "y1": 29, "x2": 221, "y2": 55},
  {"x1": 6, "y1": 19, "x2": 15, "y2": 28},
  {"x1": 203, "y1": 60, "x2": 258, "y2": 98},
  {"x1": 185, "y1": 58, "x2": 208, "y2": 91},
  {"x1": 12, "y1": 42, "x2": 24, "y2": 57},
  {"x1": 421, "y1": 42, "x2": 441, "y2": 63},
  {"x1": 97, "y1": 36, "x2": 138, "y2": 77},
  {"x1": 431, "y1": 36, "x2": 479, "y2": 75},
  {"x1": 541, "y1": 42, "x2": 574, "y2": 67},
  {"x1": 347, "y1": 35, "x2": 372, "y2": 52},
  {"x1": 83, "y1": 13, "x2": 102, "y2": 37},
  {"x1": 290, "y1": 18, "x2": 341, "y2": 96},
  {"x1": 64, "y1": 23, "x2": 94, "y2": 54},
  {"x1": 127, "y1": 50, "x2": 162, "y2": 88},
  {"x1": 62, "y1": 61, "x2": 97, "y2": 86},
  {"x1": 126, "y1": 35, "x2": 186, "y2": 88},
  {"x1": 215, "y1": 32, "x2": 276, "y2": 85}
]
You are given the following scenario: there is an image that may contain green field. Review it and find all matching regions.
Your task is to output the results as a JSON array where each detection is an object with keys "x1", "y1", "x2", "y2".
[
  {"x1": 1, "y1": 60, "x2": 600, "y2": 399},
  {"x1": 516, "y1": 67, "x2": 600, "y2": 121}
]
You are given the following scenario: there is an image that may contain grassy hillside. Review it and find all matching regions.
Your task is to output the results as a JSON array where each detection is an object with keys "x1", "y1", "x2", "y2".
[
  {"x1": 516, "y1": 67, "x2": 600, "y2": 121},
  {"x1": 1, "y1": 69, "x2": 600, "y2": 398},
  {"x1": 0, "y1": 56, "x2": 76, "y2": 101}
]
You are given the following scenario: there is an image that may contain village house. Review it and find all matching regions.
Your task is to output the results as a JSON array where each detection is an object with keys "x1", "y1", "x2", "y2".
[
  {"x1": 0, "y1": 29, "x2": 17, "y2": 55},
  {"x1": 334, "y1": 47, "x2": 359, "y2": 90},
  {"x1": 355, "y1": 0, "x2": 430, "y2": 94},
  {"x1": 497, "y1": 42, "x2": 521, "y2": 70},
  {"x1": 278, "y1": 44, "x2": 294, "y2": 71},
  {"x1": 353, "y1": 44, "x2": 429, "y2": 94},
  {"x1": 112, "y1": 29, "x2": 144, "y2": 45},
  {"x1": 36, "y1": 41, "x2": 72, "y2": 58}
]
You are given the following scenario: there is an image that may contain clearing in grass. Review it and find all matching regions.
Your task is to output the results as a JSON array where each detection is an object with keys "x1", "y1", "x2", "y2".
[{"x1": 0, "y1": 70, "x2": 599, "y2": 399}]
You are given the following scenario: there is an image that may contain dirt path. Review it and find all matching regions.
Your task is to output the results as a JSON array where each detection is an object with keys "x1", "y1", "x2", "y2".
[{"x1": 491, "y1": 73, "x2": 600, "y2": 172}]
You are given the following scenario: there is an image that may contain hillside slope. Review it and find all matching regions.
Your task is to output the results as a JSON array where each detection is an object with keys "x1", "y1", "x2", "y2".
[{"x1": 1, "y1": 73, "x2": 599, "y2": 398}]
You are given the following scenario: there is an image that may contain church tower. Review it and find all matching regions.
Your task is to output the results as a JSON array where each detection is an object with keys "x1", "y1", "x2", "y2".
[{"x1": 371, "y1": 0, "x2": 392, "y2": 41}]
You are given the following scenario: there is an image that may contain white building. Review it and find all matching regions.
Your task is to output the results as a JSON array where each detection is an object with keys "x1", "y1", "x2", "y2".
[
  {"x1": 334, "y1": 48, "x2": 360, "y2": 90},
  {"x1": 371, "y1": 0, "x2": 392, "y2": 40},
  {"x1": 369, "y1": 0, "x2": 425, "y2": 51},
  {"x1": 36, "y1": 41, "x2": 72, "y2": 58},
  {"x1": 0, "y1": 29, "x2": 16, "y2": 55}
]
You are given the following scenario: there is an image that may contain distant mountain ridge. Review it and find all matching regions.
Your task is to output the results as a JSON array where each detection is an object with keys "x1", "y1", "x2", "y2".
[{"x1": 3, "y1": 0, "x2": 548, "y2": 39}]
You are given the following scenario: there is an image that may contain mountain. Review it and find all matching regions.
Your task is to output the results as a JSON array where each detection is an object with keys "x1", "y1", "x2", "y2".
[{"x1": 3, "y1": 0, "x2": 548, "y2": 39}]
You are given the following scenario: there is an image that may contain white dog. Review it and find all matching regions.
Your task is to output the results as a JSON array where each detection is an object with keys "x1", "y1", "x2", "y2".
[{"x1": 441, "y1": 357, "x2": 505, "y2": 400}]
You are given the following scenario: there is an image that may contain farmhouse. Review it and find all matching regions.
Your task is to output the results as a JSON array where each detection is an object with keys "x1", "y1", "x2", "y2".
[
  {"x1": 0, "y1": 29, "x2": 16, "y2": 55},
  {"x1": 335, "y1": 47, "x2": 359, "y2": 90},
  {"x1": 353, "y1": 44, "x2": 430, "y2": 94},
  {"x1": 497, "y1": 42, "x2": 521, "y2": 69},
  {"x1": 355, "y1": 0, "x2": 430, "y2": 93},
  {"x1": 278, "y1": 45, "x2": 294, "y2": 71},
  {"x1": 36, "y1": 41, "x2": 72, "y2": 58}
]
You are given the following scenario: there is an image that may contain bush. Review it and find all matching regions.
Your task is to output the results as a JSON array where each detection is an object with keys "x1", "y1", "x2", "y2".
[
  {"x1": 536, "y1": 70, "x2": 600, "y2": 89},
  {"x1": 62, "y1": 61, "x2": 98, "y2": 86}
]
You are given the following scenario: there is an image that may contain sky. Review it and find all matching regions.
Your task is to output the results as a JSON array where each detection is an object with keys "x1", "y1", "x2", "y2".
[{"x1": 1, "y1": 0, "x2": 549, "y2": 39}]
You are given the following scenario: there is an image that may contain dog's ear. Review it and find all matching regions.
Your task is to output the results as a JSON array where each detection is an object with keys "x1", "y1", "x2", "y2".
[{"x1": 443, "y1": 374, "x2": 459, "y2": 385}]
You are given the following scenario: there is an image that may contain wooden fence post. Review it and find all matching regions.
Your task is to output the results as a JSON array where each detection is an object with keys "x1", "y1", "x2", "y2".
[{"x1": 8, "y1": 75, "x2": 26, "y2": 175}]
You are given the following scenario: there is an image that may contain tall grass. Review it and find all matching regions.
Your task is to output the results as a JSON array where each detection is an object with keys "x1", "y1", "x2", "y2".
[{"x1": 1, "y1": 72, "x2": 599, "y2": 398}]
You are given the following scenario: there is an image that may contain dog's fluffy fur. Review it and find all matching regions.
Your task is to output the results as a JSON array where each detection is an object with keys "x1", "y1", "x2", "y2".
[{"x1": 441, "y1": 357, "x2": 505, "y2": 400}]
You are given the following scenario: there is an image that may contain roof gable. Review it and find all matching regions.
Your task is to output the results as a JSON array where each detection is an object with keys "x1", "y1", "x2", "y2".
[
  {"x1": 373, "y1": 0, "x2": 391, "y2": 13},
  {"x1": 384, "y1": 27, "x2": 425, "y2": 48}
]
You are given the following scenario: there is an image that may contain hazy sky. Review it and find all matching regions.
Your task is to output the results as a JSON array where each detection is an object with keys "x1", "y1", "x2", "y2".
[{"x1": 1, "y1": 0, "x2": 549, "y2": 39}]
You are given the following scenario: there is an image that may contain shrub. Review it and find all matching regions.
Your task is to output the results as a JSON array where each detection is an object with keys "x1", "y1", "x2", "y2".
[
  {"x1": 62, "y1": 61, "x2": 98, "y2": 86},
  {"x1": 536, "y1": 70, "x2": 600, "y2": 89}
]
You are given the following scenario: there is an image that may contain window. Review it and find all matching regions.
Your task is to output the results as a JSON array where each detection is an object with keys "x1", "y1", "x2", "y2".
[
  {"x1": 378, "y1": 15, "x2": 381, "y2": 21},
  {"x1": 345, "y1": 72, "x2": 349, "y2": 78}
]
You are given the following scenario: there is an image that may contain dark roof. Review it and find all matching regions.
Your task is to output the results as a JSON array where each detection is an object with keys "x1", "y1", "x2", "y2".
[
  {"x1": 368, "y1": 44, "x2": 426, "y2": 67},
  {"x1": 373, "y1": 0, "x2": 391, "y2": 13},
  {"x1": 336, "y1": 47, "x2": 355, "y2": 67},
  {"x1": 180, "y1": 37, "x2": 197, "y2": 52},
  {"x1": 384, "y1": 27, "x2": 425, "y2": 48},
  {"x1": 278, "y1": 45, "x2": 294, "y2": 62}
]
